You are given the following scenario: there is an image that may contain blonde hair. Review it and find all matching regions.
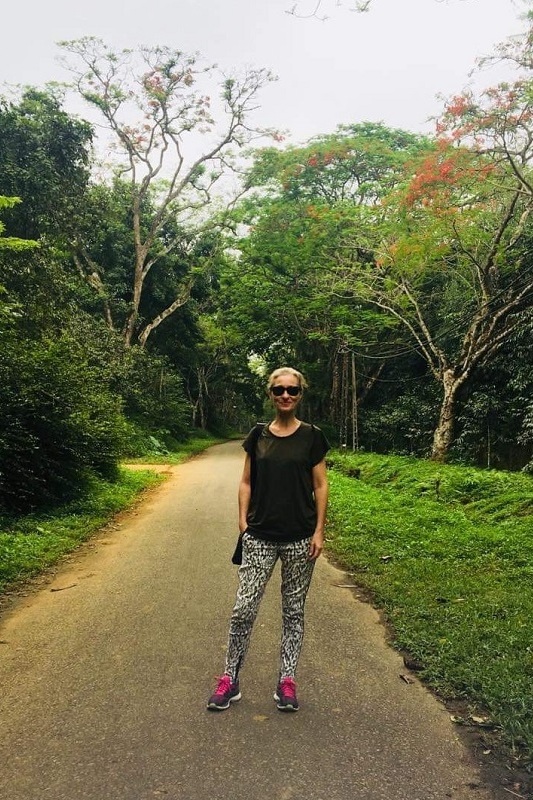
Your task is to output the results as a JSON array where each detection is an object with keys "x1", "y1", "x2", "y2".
[{"x1": 267, "y1": 367, "x2": 308, "y2": 392}]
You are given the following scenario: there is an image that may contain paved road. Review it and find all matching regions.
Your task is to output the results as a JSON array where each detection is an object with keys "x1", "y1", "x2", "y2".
[{"x1": 0, "y1": 442, "x2": 498, "y2": 800}]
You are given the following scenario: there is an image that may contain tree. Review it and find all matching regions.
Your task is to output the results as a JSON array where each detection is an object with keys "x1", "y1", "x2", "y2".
[
  {"x1": 340, "y1": 131, "x2": 533, "y2": 461},
  {"x1": 0, "y1": 203, "x2": 128, "y2": 511},
  {"x1": 60, "y1": 38, "x2": 276, "y2": 347},
  {"x1": 213, "y1": 124, "x2": 428, "y2": 436},
  {"x1": 0, "y1": 317, "x2": 128, "y2": 511},
  {"x1": 247, "y1": 122, "x2": 429, "y2": 205},
  {"x1": 0, "y1": 89, "x2": 92, "y2": 241},
  {"x1": 453, "y1": 313, "x2": 533, "y2": 470},
  {"x1": 226, "y1": 66, "x2": 533, "y2": 462},
  {"x1": 291, "y1": 21, "x2": 533, "y2": 461}
]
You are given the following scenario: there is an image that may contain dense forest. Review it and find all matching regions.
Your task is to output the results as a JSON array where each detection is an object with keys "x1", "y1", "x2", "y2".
[{"x1": 1, "y1": 25, "x2": 533, "y2": 513}]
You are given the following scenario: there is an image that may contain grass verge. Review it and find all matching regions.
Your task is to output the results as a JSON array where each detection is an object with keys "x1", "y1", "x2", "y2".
[
  {"x1": 122, "y1": 434, "x2": 223, "y2": 465},
  {"x1": 0, "y1": 436, "x2": 221, "y2": 595},
  {"x1": 326, "y1": 450, "x2": 533, "y2": 770}
]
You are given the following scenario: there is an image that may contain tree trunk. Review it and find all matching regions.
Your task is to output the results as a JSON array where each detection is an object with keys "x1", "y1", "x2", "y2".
[
  {"x1": 123, "y1": 262, "x2": 145, "y2": 348},
  {"x1": 137, "y1": 280, "x2": 194, "y2": 348},
  {"x1": 196, "y1": 367, "x2": 207, "y2": 430},
  {"x1": 431, "y1": 369, "x2": 463, "y2": 462}
]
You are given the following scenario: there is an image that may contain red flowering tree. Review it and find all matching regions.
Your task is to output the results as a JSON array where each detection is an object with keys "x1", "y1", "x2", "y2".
[
  {"x1": 60, "y1": 38, "x2": 275, "y2": 347},
  {"x1": 341, "y1": 26, "x2": 533, "y2": 459}
]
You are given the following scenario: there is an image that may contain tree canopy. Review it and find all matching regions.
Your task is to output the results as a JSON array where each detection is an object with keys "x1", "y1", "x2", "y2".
[
  {"x1": 2, "y1": 19, "x2": 533, "y2": 513},
  {"x1": 60, "y1": 38, "x2": 276, "y2": 348}
]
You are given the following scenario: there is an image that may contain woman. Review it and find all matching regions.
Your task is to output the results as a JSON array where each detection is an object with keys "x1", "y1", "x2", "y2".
[{"x1": 207, "y1": 367, "x2": 329, "y2": 712}]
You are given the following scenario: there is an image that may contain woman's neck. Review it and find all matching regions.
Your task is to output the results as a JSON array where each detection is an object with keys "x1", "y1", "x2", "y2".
[{"x1": 271, "y1": 412, "x2": 300, "y2": 432}]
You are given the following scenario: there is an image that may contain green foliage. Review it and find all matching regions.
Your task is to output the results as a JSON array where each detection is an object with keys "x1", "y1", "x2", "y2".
[
  {"x1": 0, "y1": 89, "x2": 92, "y2": 240},
  {"x1": 453, "y1": 312, "x2": 533, "y2": 471},
  {"x1": 0, "y1": 197, "x2": 39, "y2": 328},
  {"x1": 228, "y1": 112, "x2": 533, "y2": 464},
  {"x1": 0, "y1": 27, "x2": 531, "y2": 526},
  {"x1": 0, "y1": 323, "x2": 128, "y2": 511},
  {"x1": 357, "y1": 377, "x2": 438, "y2": 455},
  {"x1": 59, "y1": 38, "x2": 274, "y2": 348},
  {"x1": 326, "y1": 451, "x2": 533, "y2": 762},
  {"x1": 74, "y1": 180, "x2": 195, "y2": 330},
  {"x1": 0, "y1": 197, "x2": 40, "y2": 252},
  {"x1": 115, "y1": 346, "x2": 191, "y2": 452},
  {"x1": 0, "y1": 69, "x2": 211, "y2": 506},
  {"x1": 123, "y1": 433, "x2": 224, "y2": 464},
  {"x1": 247, "y1": 122, "x2": 430, "y2": 204},
  {"x1": 212, "y1": 123, "x2": 433, "y2": 432}
]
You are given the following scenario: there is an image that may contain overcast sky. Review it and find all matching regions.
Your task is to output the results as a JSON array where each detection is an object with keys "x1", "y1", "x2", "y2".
[{"x1": 1, "y1": 0, "x2": 527, "y2": 145}]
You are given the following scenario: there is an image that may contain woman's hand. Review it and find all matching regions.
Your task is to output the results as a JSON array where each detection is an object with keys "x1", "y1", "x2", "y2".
[
  {"x1": 310, "y1": 459, "x2": 328, "y2": 560},
  {"x1": 238, "y1": 454, "x2": 252, "y2": 534},
  {"x1": 308, "y1": 530, "x2": 324, "y2": 560}
]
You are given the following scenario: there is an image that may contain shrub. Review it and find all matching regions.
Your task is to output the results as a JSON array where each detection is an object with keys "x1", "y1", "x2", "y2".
[
  {"x1": 0, "y1": 327, "x2": 127, "y2": 511},
  {"x1": 115, "y1": 347, "x2": 191, "y2": 444}
]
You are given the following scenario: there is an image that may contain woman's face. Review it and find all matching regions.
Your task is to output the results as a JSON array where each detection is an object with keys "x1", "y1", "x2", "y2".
[{"x1": 269, "y1": 373, "x2": 302, "y2": 413}]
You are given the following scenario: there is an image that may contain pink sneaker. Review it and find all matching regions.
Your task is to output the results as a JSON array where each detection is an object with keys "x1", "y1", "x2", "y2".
[
  {"x1": 207, "y1": 675, "x2": 241, "y2": 711},
  {"x1": 274, "y1": 677, "x2": 299, "y2": 711}
]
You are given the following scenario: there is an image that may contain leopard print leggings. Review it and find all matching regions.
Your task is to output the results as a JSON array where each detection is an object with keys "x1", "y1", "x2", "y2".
[{"x1": 224, "y1": 533, "x2": 315, "y2": 681}]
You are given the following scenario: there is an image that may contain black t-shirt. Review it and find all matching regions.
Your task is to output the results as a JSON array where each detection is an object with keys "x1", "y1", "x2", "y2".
[{"x1": 243, "y1": 422, "x2": 330, "y2": 543}]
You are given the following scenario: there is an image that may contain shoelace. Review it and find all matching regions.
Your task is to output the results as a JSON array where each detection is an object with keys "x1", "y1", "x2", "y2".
[
  {"x1": 279, "y1": 677, "x2": 296, "y2": 700},
  {"x1": 214, "y1": 675, "x2": 233, "y2": 696}
]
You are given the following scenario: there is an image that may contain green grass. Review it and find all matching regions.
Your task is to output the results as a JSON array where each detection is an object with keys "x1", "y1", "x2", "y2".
[
  {"x1": 122, "y1": 433, "x2": 224, "y2": 464},
  {"x1": 0, "y1": 468, "x2": 163, "y2": 592},
  {"x1": 326, "y1": 451, "x2": 533, "y2": 766},
  {"x1": 0, "y1": 436, "x2": 221, "y2": 594}
]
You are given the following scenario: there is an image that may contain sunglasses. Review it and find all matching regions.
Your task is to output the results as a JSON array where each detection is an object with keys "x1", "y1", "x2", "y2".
[{"x1": 270, "y1": 385, "x2": 302, "y2": 397}]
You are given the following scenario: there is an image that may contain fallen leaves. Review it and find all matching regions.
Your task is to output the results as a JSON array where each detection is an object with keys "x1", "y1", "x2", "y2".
[{"x1": 450, "y1": 714, "x2": 498, "y2": 730}]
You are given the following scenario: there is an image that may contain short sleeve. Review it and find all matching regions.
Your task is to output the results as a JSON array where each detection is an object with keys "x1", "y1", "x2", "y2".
[
  {"x1": 310, "y1": 426, "x2": 330, "y2": 466},
  {"x1": 243, "y1": 424, "x2": 265, "y2": 454},
  {"x1": 242, "y1": 427, "x2": 255, "y2": 454}
]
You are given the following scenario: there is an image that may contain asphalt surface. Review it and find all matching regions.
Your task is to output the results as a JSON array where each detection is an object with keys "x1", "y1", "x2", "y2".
[{"x1": 0, "y1": 441, "x2": 500, "y2": 800}]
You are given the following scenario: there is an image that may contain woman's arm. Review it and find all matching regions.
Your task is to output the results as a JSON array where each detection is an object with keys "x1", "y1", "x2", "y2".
[
  {"x1": 238, "y1": 453, "x2": 252, "y2": 533},
  {"x1": 309, "y1": 458, "x2": 329, "y2": 560}
]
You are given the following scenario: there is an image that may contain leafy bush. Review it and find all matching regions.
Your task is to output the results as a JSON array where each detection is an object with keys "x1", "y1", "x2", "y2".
[
  {"x1": 115, "y1": 346, "x2": 191, "y2": 446},
  {"x1": 358, "y1": 384, "x2": 438, "y2": 457},
  {"x1": 0, "y1": 327, "x2": 128, "y2": 511}
]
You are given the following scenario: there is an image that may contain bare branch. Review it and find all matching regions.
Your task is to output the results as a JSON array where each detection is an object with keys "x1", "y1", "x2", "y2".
[
  {"x1": 137, "y1": 279, "x2": 194, "y2": 347},
  {"x1": 59, "y1": 39, "x2": 275, "y2": 345}
]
